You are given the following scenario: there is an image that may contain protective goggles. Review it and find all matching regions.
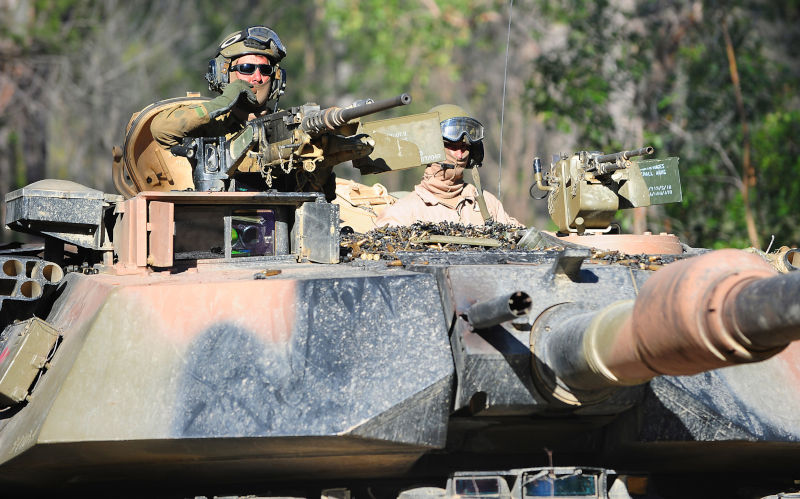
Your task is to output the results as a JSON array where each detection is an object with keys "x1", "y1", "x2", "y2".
[
  {"x1": 219, "y1": 26, "x2": 287, "y2": 59},
  {"x1": 244, "y1": 26, "x2": 286, "y2": 58},
  {"x1": 230, "y1": 63, "x2": 276, "y2": 76},
  {"x1": 440, "y1": 117, "x2": 484, "y2": 144}
]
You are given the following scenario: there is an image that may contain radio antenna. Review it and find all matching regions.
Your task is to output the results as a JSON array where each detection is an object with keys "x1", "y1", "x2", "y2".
[{"x1": 497, "y1": 0, "x2": 514, "y2": 201}]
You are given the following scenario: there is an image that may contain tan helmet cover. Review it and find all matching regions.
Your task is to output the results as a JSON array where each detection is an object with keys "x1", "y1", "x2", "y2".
[
  {"x1": 217, "y1": 26, "x2": 286, "y2": 63},
  {"x1": 428, "y1": 104, "x2": 470, "y2": 123}
]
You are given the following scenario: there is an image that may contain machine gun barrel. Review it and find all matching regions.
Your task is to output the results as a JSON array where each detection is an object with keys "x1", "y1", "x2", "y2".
[
  {"x1": 532, "y1": 249, "x2": 800, "y2": 395},
  {"x1": 594, "y1": 146, "x2": 654, "y2": 165},
  {"x1": 301, "y1": 93, "x2": 412, "y2": 137},
  {"x1": 466, "y1": 291, "x2": 532, "y2": 330}
]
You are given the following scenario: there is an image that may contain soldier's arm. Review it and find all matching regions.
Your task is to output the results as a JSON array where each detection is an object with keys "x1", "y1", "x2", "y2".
[
  {"x1": 151, "y1": 101, "x2": 251, "y2": 150},
  {"x1": 150, "y1": 103, "x2": 216, "y2": 149},
  {"x1": 151, "y1": 81, "x2": 258, "y2": 148}
]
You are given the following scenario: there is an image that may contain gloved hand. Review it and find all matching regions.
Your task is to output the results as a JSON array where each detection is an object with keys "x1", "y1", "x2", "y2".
[{"x1": 205, "y1": 79, "x2": 259, "y2": 118}]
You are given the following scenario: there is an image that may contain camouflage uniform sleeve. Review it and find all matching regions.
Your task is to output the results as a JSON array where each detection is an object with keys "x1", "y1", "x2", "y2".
[{"x1": 150, "y1": 102, "x2": 243, "y2": 149}]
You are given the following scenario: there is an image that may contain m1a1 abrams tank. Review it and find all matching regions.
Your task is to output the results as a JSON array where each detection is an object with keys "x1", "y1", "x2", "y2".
[{"x1": 0, "y1": 93, "x2": 799, "y2": 499}]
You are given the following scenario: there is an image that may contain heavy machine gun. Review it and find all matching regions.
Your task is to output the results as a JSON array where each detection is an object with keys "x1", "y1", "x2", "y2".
[
  {"x1": 170, "y1": 93, "x2": 413, "y2": 192},
  {"x1": 530, "y1": 147, "x2": 682, "y2": 234},
  {"x1": 114, "y1": 92, "x2": 446, "y2": 198}
]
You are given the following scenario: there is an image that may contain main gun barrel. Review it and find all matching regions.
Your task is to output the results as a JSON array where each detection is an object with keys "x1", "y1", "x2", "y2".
[
  {"x1": 301, "y1": 93, "x2": 412, "y2": 136},
  {"x1": 532, "y1": 249, "x2": 800, "y2": 398}
]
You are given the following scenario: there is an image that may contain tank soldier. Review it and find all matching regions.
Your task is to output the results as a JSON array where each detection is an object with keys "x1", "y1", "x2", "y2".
[
  {"x1": 149, "y1": 25, "x2": 312, "y2": 193},
  {"x1": 151, "y1": 26, "x2": 286, "y2": 149},
  {"x1": 375, "y1": 104, "x2": 521, "y2": 227}
]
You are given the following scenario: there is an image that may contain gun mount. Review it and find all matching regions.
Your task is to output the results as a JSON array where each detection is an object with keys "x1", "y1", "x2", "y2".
[{"x1": 530, "y1": 147, "x2": 681, "y2": 237}]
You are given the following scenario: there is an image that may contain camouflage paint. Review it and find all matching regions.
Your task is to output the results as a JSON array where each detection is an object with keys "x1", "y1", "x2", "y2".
[{"x1": 0, "y1": 266, "x2": 454, "y2": 485}]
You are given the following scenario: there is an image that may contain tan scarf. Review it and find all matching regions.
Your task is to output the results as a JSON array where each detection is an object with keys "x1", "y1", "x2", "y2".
[{"x1": 418, "y1": 163, "x2": 467, "y2": 209}]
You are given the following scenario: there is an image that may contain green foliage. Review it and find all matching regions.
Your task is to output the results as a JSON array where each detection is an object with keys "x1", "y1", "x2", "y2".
[
  {"x1": 658, "y1": 4, "x2": 799, "y2": 248},
  {"x1": 9, "y1": 0, "x2": 100, "y2": 53},
  {"x1": 529, "y1": 0, "x2": 800, "y2": 248},
  {"x1": 751, "y1": 110, "x2": 800, "y2": 247},
  {"x1": 525, "y1": 0, "x2": 620, "y2": 150},
  {"x1": 321, "y1": 0, "x2": 497, "y2": 96}
]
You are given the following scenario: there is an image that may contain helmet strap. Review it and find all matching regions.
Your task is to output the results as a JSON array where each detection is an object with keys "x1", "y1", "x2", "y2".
[{"x1": 469, "y1": 166, "x2": 493, "y2": 223}]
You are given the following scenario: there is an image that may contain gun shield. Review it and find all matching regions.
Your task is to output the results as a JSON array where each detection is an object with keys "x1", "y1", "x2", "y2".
[{"x1": 354, "y1": 112, "x2": 446, "y2": 173}]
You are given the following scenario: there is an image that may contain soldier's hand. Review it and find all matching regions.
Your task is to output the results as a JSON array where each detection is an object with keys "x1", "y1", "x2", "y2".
[
  {"x1": 226, "y1": 79, "x2": 260, "y2": 110},
  {"x1": 205, "y1": 80, "x2": 259, "y2": 118}
]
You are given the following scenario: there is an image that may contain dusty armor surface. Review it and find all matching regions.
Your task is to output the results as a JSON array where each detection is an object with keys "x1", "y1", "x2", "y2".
[{"x1": 1, "y1": 127, "x2": 800, "y2": 499}]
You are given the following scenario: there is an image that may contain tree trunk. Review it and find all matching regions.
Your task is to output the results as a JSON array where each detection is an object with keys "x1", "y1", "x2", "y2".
[{"x1": 722, "y1": 17, "x2": 760, "y2": 249}]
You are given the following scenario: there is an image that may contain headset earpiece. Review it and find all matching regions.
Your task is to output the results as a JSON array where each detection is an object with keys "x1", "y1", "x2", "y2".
[
  {"x1": 470, "y1": 141, "x2": 485, "y2": 168},
  {"x1": 205, "y1": 55, "x2": 231, "y2": 94},
  {"x1": 269, "y1": 67, "x2": 287, "y2": 101}
]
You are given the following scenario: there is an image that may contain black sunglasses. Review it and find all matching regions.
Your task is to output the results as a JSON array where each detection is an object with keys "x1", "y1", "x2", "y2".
[{"x1": 230, "y1": 63, "x2": 276, "y2": 76}]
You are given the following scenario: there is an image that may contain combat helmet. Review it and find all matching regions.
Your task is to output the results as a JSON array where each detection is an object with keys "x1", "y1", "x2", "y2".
[
  {"x1": 205, "y1": 25, "x2": 287, "y2": 101},
  {"x1": 429, "y1": 104, "x2": 485, "y2": 167}
]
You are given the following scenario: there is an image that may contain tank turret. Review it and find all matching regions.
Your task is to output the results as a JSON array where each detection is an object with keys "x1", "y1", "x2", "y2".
[{"x1": 2, "y1": 134, "x2": 800, "y2": 499}]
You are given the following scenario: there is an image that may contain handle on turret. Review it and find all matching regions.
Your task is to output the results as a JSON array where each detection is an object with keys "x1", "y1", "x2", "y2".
[
  {"x1": 587, "y1": 146, "x2": 655, "y2": 175},
  {"x1": 530, "y1": 157, "x2": 555, "y2": 198}
]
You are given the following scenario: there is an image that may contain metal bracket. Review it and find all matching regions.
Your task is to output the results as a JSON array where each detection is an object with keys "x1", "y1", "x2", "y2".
[{"x1": 547, "y1": 248, "x2": 591, "y2": 282}]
